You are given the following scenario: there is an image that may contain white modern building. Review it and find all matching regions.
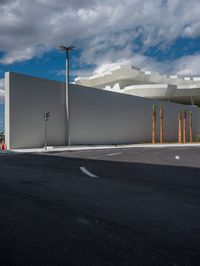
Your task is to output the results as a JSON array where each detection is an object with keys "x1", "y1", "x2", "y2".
[{"x1": 75, "y1": 65, "x2": 200, "y2": 106}]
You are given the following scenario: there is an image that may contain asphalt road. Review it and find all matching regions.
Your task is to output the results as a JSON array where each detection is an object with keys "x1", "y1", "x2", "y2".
[{"x1": 0, "y1": 147, "x2": 200, "y2": 265}]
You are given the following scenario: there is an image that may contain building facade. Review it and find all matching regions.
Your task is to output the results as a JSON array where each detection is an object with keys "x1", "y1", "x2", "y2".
[
  {"x1": 75, "y1": 65, "x2": 200, "y2": 106},
  {"x1": 5, "y1": 72, "x2": 200, "y2": 149}
]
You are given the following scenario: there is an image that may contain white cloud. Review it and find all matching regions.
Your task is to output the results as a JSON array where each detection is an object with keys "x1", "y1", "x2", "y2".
[
  {"x1": 173, "y1": 54, "x2": 200, "y2": 76},
  {"x1": 87, "y1": 52, "x2": 200, "y2": 77},
  {"x1": 0, "y1": 0, "x2": 200, "y2": 67},
  {"x1": 0, "y1": 79, "x2": 5, "y2": 103},
  {"x1": 183, "y1": 21, "x2": 200, "y2": 38},
  {"x1": 55, "y1": 68, "x2": 93, "y2": 79},
  {"x1": 0, "y1": 79, "x2": 4, "y2": 90},
  {"x1": 0, "y1": 46, "x2": 46, "y2": 65}
]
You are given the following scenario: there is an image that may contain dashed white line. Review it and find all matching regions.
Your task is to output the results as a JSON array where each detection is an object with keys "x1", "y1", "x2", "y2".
[
  {"x1": 107, "y1": 152, "x2": 121, "y2": 156},
  {"x1": 80, "y1": 167, "x2": 98, "y2": 178}
]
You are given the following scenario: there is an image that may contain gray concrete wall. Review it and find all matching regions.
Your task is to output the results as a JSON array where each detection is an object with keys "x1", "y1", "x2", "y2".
[
  {"x1": 70, "y1": 84, "x2": 200, "y2": 144},
  {"x1": 5, "y1": 72, "x2": 200, "y2": 149},
  {"x1": 5, "y1": 72, "x2": 67, "y2": 149}
]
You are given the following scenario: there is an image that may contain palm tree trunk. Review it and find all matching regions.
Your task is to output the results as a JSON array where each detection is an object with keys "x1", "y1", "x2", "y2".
[
  {"x1": 152, "y1": 105, "x2": 156, "y2": 144},
  {"x1": 178, "y1": 110, "x2": 182, "y2": 144},
  {"x1": 160, "y1": 105, "x2": 164, "y2": 144},
  {"x1": 183, "y1": 108, "x2": 186, "y2": 143},
  {"x1": 189, "y1": 111, "x2": 193, "y2": 143}
]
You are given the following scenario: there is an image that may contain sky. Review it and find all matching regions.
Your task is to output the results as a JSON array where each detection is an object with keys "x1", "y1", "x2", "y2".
[{"x1": 1, "y1": 0, "x2": 200, "y2": 131}]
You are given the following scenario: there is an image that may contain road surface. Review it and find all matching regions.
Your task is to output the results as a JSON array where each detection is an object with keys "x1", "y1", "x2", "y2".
[{"x1": 0, "y1": 147, "x2": 200, "y2": 265}]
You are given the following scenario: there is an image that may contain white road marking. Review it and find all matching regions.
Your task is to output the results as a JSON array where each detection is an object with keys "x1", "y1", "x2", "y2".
[
  {"x1": 107, "y1": 152, "x2": 121, "y2": 156},
  {"x1": 80, "y1": 167, "x2": 98, "y2": 178},
  {"x1": 175, "y1": 155, "x2": 180, "y2": 160}
]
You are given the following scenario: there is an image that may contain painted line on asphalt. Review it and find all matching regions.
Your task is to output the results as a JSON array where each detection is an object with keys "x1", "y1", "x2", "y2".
[
  {"x1": 107, "y1": 152, "x2": 121, "y2": 156},
  {"x1": 80, "y1": 167, "x2": 98, "y2": 178}
]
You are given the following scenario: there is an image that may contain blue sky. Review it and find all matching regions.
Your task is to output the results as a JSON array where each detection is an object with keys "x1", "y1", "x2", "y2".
[{"x1": 1, "y1": 0, "x2": 200, "y2": 131}]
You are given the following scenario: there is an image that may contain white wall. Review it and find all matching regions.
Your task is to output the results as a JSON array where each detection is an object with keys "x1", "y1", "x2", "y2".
[
  {"x1": 5, "y1": 72, "x2": 200, "y2": 149},
  {"x1": 70, "y1": 84, "x2": 200, "y2": 144},
  {"x1": 5, "y1": 72, "x2": 67, "y2": 149}
]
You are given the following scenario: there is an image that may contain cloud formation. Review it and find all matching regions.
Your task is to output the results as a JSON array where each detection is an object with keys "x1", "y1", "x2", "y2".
[
  {"x1": 0, "y1": 0, "x2": 200, "y2": 74},
  {"x1": 92, "y1": 53, "x2": 200, "y2": 77},
  {"x1": 0, "y1": 79, "x2": 5, "y2": 103}
]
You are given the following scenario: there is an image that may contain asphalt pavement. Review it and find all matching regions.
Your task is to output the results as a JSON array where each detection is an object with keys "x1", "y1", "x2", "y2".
[{"x1": 0, "y1": 147, "x2": 200, "y2": 265}]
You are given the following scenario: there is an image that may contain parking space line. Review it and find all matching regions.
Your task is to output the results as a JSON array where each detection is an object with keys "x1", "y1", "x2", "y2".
[
  {"x1": 107, "y1": 152, "x2": 121, "y2": 156},
  {"x1": 80, "y1": 167, "x2": 98, "y2": 178}
]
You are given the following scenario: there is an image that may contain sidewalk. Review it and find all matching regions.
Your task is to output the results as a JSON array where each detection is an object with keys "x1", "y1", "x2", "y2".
[{"x1": 10, "y1": 143, "x2": 200, "y2": 153}]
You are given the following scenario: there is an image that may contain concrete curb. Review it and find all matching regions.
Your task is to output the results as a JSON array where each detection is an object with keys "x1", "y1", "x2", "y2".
[{"x1": 10, "y1": 143, "x2": 200, "y2": 153}]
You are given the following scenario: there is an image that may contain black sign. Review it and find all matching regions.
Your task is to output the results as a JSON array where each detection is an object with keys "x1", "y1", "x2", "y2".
[{"x1": 44, "y1": 111, "x2": 50, "y2": 121}]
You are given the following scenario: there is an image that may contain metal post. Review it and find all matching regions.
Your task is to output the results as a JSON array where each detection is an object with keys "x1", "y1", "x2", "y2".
[
  {"x1": 44, "y1": 111, "x2": 50, "y2": 151},
  {"x1": 59, "y1": 45, "x2": 75, "y2": 146},
  {"x1": 44, "y1": 117, "x2": 47, "y2": 151},
  {"x1": 65, "y1": 50, "x2": 70, "y2": 146}
]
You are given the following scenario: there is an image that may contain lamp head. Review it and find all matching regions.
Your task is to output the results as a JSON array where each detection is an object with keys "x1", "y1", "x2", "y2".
[
  {"x1": 59, "y1": 45, "x2": 66, "y2": 51},
  {"x1": 59, "y1": 45, "x2": 75, "y2": 51}
]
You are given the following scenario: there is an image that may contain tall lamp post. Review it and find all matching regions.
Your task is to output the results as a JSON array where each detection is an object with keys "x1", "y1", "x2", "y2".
[{"x1": 59, "y1": 45, "x2": 75, "y2": 146}]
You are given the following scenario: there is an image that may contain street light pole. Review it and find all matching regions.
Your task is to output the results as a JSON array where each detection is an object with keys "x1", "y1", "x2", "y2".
[
  {"x1": 59, "y1": 45, "x2": 75, "y2": 146},
  {"x1": 44, "y1": 111, "x2": 50, "y2": 151}
]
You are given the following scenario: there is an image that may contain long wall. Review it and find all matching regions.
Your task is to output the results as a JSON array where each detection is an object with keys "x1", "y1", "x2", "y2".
[
  {"x1": 5, "y1": 72, "x2": 67, "y2": 149},
  {"x1": 5, "y1": 72, "x2": 200, "y2": 149}
]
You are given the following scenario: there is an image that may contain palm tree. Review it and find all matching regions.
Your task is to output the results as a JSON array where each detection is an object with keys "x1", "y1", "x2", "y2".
[
  {"x1": 183, "y1": 108, "x2": 186, "y2": 143},
  {"x1": 152, "y1": 105, "x2": 156, "y2": 144},
  {"x1": 160, "y1": 104, "x2": 164, "y2": 144},
  {"x1": 189, "y1": 111, "x2": 193, "y2": 143},
  {"x1": 178, "y1": 110, "x2": 182, "y2": 143}
]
